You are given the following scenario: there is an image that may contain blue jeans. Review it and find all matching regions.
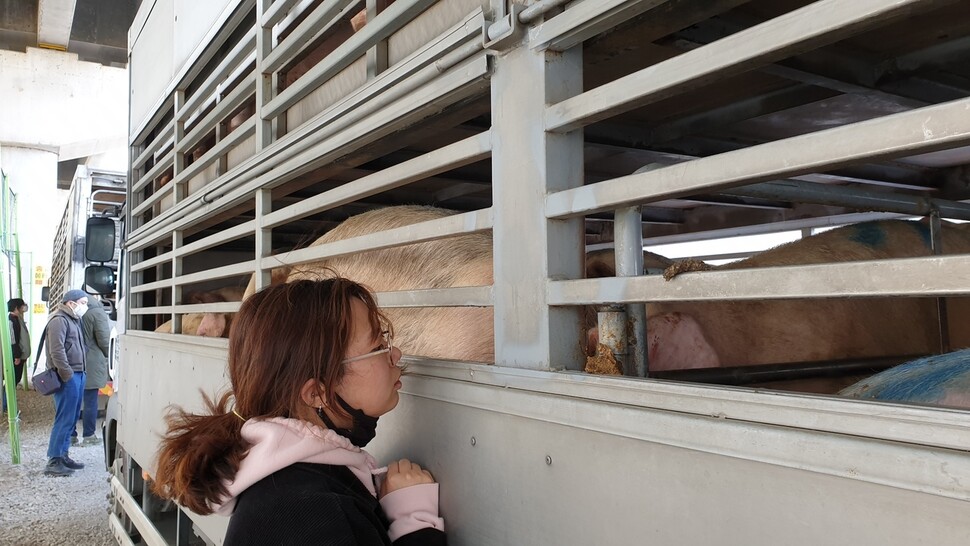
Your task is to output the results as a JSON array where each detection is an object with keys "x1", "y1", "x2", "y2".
[
  {"x1": 47, "y1": 372, "x2": 84, "y2": 458},
  {"x1": 72, "y1": 388, "x2": 100, "y2": 438}
]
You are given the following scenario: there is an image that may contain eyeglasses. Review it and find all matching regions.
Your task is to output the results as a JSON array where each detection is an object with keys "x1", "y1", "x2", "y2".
[{"x1": 341, "y1": 329, "x2": 393, "y2": 364}]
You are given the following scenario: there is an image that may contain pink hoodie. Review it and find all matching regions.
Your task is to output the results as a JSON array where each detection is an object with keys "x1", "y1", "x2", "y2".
[{"x1": 211, "y1": 417, "x2": 444, "y2": 541}]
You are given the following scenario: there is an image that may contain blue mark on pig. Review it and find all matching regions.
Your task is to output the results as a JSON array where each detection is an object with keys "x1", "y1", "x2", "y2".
[
  {"x1": 904, "y1": 221, "x2": 932, "y2": 249},
  {"x1": 848, "y1": 223, "x2": 886, "y2": 249},
  {"x1": 849, "y1": 221, "x2": 933, "y2": 251},
  {"x1": 841, "y1": 349, "x2": 970, "y2": 404}
]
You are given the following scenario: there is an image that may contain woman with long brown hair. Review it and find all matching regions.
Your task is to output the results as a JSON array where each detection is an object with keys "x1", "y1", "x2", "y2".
[{"x1": 152, "y1": 278, "x2": 445, "y2": 545}]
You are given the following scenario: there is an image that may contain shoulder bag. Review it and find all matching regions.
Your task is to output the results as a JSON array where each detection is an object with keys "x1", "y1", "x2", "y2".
[{"x1": 30, "y1": 324, "x2": 61, "y2": 395}]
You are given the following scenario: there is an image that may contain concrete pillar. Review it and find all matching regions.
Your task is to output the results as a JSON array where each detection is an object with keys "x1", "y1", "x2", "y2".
[{"x1": 0, "y1": 145, "x2": 67, "y2": 330}]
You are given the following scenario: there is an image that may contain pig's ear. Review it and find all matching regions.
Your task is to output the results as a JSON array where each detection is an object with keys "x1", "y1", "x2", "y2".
[{"x1": 299, "y1": 378, "x2": 327, "y2": 408}]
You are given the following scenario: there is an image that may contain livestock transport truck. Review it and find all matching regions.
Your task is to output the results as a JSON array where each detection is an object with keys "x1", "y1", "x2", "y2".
[
  {"x1": 47, "y1": 165, "x2": 125, "y2": 310},
  {"x1": 109, "y1": 0, "x2": 970, "y2": 544},
  {"x1": 46, "y1": 165, "x2": 125, "y2": 420}
]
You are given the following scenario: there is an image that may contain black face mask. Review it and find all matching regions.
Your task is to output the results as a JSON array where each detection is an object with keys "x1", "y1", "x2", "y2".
[{"x1": 316, "y1": 396, "x2": 379, "y2": 448}]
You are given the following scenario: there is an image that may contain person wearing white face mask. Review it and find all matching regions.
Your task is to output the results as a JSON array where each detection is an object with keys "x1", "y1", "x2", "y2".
[
  {"x1": 43, "y1": 289, "x2": 89, "y2": 477},
  {"x1": 72, "y1": 294, "x2": 111, "y2": 447}
]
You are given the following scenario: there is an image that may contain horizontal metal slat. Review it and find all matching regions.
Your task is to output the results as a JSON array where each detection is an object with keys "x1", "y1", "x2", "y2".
[
  {"x1": 544, "y1": 0, "x2": 928, "y2": 133},
  {"x1": 129, "y1": 302, "x2": 242, "y2": 315},
  {"x1": 127, "y1": 48, "x2": 489, "y2": 250},
  {"x1": 131, "y1": 125, "x2": 174, "y2": 171},
  {"x1": 262, "y1": 0, "x2": 437, "y2": 119},
  {"x1": 263, "y1": 131, "x2": 491, "y2": 228},
  {"x1": 262, "y1": 0, "x2": 356, "y2": 74},
  {"x1": 548, "y1": 254, "x2": 970, "y2": 306},
  {"x1": 546, "y1": 97, "x2": 970, "y2": 218},
  {"x1": 131, "y1": 261, "x2": 256, "y2": 294},
  {"x1": 179, "y1": 29, "x2": 257, "y2": 123},
  {"x1": 376, "y1": 286, "x2": 493, "y2": 308},
  {"x1": 530, "y1": 0, "x2": 667, "y2": 52},
  {"x1": 131, "y1": 183, "x2": 174, "y2": 217},
  {"x1": 172, "y1": 117, "x2": 256, "y2": 187},
  {"x1": 131, "y1": 153, "x2": 174, "y2": 195},
  {"x1": 260, "y1": 0, "x2": 302, "y2": 28},
  {"x1": 126, "y1": 13, "x2": 484, "y2": 248},
  {"x1": 179, "y1": 73, "x2": 256, "y2": 155},
  {"x1": 264, "y1": 208, "x2": 493, "y2": 268}
]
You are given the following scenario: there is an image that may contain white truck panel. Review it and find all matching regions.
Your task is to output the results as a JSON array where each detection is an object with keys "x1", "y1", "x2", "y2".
[
  {"x1": 375, "y1": 388, "x2": 970, "y2": 545},
  {"x1": 173, "y1": 0, "x2": 237, "y2": 77},
  {"x1": 129, "y1": 0, "x2": 242, "y2": 138},
  {"x1": 117, "y1": 333, "x2": 231, "y2": 543},
  {"x1": 118, "y1": 335, "x2": 970, "y2": 545},
  {"x1": 129, "y1": 0, "x2": 175, "y2": 138}
]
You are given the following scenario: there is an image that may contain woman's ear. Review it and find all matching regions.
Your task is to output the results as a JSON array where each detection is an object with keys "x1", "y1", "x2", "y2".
[{"x1": 300, "y1": 378, "x2": 326, "y2": 408}]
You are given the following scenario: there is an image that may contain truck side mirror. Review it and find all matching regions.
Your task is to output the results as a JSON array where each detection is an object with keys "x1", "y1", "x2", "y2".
[
  {"x1": 85, "y1": 266, "x2": 116, "y2": 295},
  {"x1": 41, "y1": 286, "x2": 50, "y2": 302},
  {"x1": 86, "y1": 217, "x2": 116, "y2": 263}
]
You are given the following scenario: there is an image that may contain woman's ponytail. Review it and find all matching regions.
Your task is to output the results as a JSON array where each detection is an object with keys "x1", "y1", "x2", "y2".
[{"x1": 152, "y1": 391, "x2": 249, "y2": 515}]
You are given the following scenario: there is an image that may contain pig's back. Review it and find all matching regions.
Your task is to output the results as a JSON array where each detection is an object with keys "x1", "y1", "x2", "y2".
[{"x1": 289, "y1": 205, "x2": 495, "y2": 362}]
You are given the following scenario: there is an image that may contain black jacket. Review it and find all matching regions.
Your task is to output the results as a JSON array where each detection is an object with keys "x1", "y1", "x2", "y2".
[{"x1": 224, "y1": 462, "x2": 446, "y2": 546}]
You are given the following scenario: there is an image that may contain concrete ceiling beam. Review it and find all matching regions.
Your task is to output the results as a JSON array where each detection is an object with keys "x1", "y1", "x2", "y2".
[{"x1": 37, "y1": 0, "x2": 78, "y2": 50}]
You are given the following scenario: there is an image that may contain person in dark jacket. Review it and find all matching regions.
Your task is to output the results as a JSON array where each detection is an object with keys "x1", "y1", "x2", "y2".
[
  {"x1": 43, "y1": 289, "x2": 89, "y2": 477},
  {"x1": 3, "y1": 297, "x2": 30, "y2": 412},
  {"x1": 152, "y1": 278, "x2": 446, "y2": 545},
  {"x1": 73, "y1": 295, "x2": 111, "y2": 446}
]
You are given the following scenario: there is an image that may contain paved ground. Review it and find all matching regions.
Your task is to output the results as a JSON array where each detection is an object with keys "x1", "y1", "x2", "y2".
[{"x1": 1, "y1": 387, "x2": 114, "y2": 546}]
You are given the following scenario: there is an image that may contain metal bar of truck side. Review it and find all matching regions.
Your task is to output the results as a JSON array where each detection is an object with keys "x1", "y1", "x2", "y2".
[
  {"x1": 544, "y1": 0, "x2": 934, "y2": 132},
  {"x1": 549, "y1": 254, "x2": 970, "y2": 305},
  {"x1": 546, "y1": 98, "x2": 970, "y2": 218}
]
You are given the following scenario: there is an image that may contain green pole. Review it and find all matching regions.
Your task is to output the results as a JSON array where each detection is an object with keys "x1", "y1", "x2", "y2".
[
  {"x1": 10, "y1": 198, "x2": 28, "y2": 391},
  {"x1": 1, "y1": 173, "x2": 21, "y2": 463}
]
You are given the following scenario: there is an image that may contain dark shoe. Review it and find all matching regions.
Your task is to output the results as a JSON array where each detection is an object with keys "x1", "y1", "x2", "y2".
[
  {"x1": 70, "y1": 436, "x2": 79, "y2": 446},
  {"x1": 61, "y1": 455, "x2": 85, "y2": 470},
  {"x1": 44, "y1": 457, "x2": 74, "y2": 477}
]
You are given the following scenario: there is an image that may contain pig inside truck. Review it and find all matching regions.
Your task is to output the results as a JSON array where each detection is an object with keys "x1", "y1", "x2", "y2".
[{"x1": 110, "y1": 0, "x2": 970, "y2": 544}]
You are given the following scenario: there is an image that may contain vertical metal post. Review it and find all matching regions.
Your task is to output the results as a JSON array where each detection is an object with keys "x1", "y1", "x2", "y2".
[
  {"x1": 486, "y1": 0, "x2": 507, "y2": 20},
  {"x1": 256, "y1": 0, "x2": 275, "y2": 150},
  {"x1": 173, "y1": 89, "x2": 186, "y2": 205},
  {"x1": 929, "y1": 210, "x2": 949, "y2": 353},
  {"x1": 255, "y1": 189, "x2": 272, "y2": 291},
  {"x1": 175, "y1": 508, "x2": 193, "y2": 545},
  {"x1": 614, "y1": 205, "x2": 647, "y2": 376},
  {"x1": 134, "y1": 254, "x2": 145, "y2": 331},
  {"x1": 215, "y1": 107, "x2": 227, "y2": 177},
  {"x1": 597, "y1": 306, "x2": 628, "y2": 372},
  {"x1": 171, "y1": 231, "x2": 183, "y2": 335},
  {"x1": 366, "y1": 0, "x2": 389, "y2": 79},
  {"x1": 491, "y1": 41, "x2": 585, "y2": 369},
  {"x1": 131, "y1": 142, "x2": 143, "y2": 231}
]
